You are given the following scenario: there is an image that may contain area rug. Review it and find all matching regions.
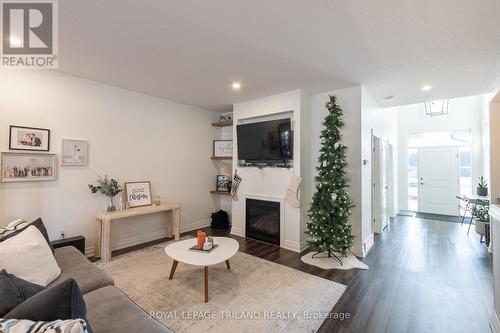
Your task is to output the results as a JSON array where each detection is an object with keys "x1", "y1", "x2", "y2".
[
  {"x1": 301, "y1": 252, "x2": 369, "y2": 270},
  {"x1": 98, "y1": 240, "x2": 346, "y2": 333}
]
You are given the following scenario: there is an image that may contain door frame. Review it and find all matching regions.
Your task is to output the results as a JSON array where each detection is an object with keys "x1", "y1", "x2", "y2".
[
  {"x1": 372, "y1": 131, "x2": 394, "y2": 233},
  {"x1": 387, "y1": 143, "x2": 395, "y2": 217}
]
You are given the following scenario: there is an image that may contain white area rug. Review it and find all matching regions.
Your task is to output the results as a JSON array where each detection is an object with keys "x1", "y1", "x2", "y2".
[
  {"x1": 98, "y1": 241, "x2": 346, "y2": 333},
  {"x1": 301, "y1": 252, "x2": 369, "y2": 270}
]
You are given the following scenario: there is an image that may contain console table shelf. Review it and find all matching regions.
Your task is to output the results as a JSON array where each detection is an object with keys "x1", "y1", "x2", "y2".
[{"x1": 95, "y1": 203, "x2": 180, "y2": 262}]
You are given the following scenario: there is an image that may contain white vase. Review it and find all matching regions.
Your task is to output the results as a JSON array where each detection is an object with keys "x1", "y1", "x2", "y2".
[{"x1": 475, "y1": 220, "x2": 489, "y2": 235}]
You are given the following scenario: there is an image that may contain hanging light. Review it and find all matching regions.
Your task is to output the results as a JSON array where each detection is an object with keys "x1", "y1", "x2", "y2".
[{"x1": 424, "y1": 99, "x2": 449, "y2": 116}]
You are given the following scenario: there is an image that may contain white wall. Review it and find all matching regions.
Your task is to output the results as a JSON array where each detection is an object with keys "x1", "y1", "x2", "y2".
[
  {"x1": 396, "y1": 95, "x2": 485, "y2": 211},
  {"x1": 0, "y1": 71, "x2": 220, "y2": 256},
  {"x1": 360, "y1": 87, "x2": 398, "y2": 254}
]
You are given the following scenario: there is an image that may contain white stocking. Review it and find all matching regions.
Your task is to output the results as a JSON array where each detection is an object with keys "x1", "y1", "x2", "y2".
[{"x1": 286, "y1": 173, "x2": 301, "y2": 207}]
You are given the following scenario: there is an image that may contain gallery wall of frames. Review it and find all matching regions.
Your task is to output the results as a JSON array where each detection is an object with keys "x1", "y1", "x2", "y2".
[{"x1": 1, "y1": 125, "x2": 89, "y2": 183}]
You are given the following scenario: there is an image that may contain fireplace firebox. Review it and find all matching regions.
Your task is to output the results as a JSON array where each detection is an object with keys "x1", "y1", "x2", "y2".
[{"x1": 245, "y1": 198, "x2": 280, "y2": 245}]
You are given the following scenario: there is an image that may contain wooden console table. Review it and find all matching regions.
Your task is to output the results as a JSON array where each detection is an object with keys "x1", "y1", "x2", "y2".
[{"x1": 95, "y1": 203, "x2": 180, "y2": 262}]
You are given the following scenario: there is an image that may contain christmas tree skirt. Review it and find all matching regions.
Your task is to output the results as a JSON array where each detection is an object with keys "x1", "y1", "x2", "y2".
[{"x1": 301, "y1": 251, "x2": 369, "y2": 270}]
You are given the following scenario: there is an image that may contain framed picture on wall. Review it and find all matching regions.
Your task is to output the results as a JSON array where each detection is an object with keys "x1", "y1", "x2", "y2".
[
  {"x1": 61, "y1": 139, "x2": 88, "y2": 166},
  {"x1": 213, "y1": 140, "x2": 233, "y2": 158},
  {"x1": 9, "y1": 125, "x2": 50, "y2": 151},
  {"x1": 1, "y1": 152, "x2": 57, "y2": 182},
  {"x1": 216, "y1": 175, "x2": 231, "y2": 192},
  {"x1": 125, "y1": 181, "x2": 152, "y2": 208}
]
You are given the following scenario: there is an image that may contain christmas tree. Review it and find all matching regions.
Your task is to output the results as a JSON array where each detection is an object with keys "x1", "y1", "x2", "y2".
[{"x1": 306, "y1": 95, "x2": 354, "y2": 260}]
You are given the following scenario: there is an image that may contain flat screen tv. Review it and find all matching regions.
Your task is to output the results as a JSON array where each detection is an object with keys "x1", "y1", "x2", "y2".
[{"x1": 237, "y1": 118, "x2": 293, "y2": 162}]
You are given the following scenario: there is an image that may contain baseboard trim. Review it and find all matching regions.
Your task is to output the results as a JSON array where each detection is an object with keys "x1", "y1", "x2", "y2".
[
  {"x1": 85, "y1": 219, "x2": 211, "y2": 257},
  {"x1": 491, "y1": 311, "x2": 500, "y2": 333},
  {"x1": 230, "y1": 226, "x2": 244, "y2": 237},
  {"x1": 363, "y1": 233, "x2": 375, "y2": 257},
  {"x1": 283, "y1": 240, "x2": 300, "y2": 253},
  {"x1": 180, "y1": 219, "x2": 211, "y2": 234},
  {"x1": 300, "y1": 240, "x2": 310, "y2": 252}
]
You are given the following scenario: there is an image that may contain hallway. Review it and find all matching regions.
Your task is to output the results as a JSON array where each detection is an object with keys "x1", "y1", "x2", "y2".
[{"x1": 323, "y1": 215, "x2": 493, "y2": 332}]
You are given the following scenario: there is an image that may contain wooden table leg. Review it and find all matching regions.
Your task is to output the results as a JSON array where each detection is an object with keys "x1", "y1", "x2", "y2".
[
  {"x1": 204, "y1": 266, "x2": 208, "y2": 303},
  {"x1": 101, "y1": 216, "x2": 112, "y2": 263},
  {"x1": 225, "y1": 259, "x2": 231, "y2": 270},
  {"x1": 173, "y1": 207, "x2": 180, "y2": 240},
  {"x1": 169, "y1": 260, "x2": 179, "y2": 280},
  {"x1": 95, "y1": 218, "x2": 102, "y2": 258}
]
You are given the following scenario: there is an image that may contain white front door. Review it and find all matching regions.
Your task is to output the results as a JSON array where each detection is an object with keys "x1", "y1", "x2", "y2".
[{"x1": 418, "y1": 146, "x2": 460, "y2": 216}]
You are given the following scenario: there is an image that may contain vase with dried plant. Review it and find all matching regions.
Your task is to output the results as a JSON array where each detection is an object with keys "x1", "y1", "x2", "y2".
[{"x1": 88, "y1": 175, "x2": 122, "y2": 211}]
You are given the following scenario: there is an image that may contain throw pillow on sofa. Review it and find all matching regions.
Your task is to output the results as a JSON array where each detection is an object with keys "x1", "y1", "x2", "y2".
[
  {"x1": 0, "y1": 318, "x2": 91, "y2": 333},
  {"x1": 0, "y1": 225, "x2": 61, "y2": 286},
  {"x1": 0, "y1": 269, "x2": 45, "y2": 317},
  {"x1": 4, "y1": 278, "x2": 88, "y2": 323},
  {"x1": 0, "y1": 218, "x2": 54, "y2": 253}
]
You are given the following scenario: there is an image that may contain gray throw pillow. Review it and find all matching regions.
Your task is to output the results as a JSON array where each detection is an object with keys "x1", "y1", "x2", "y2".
[
  {"x1": 4, "y1": 279, "x2": 88, "y2": 324},
  {"x1": 0, "y1": 270, "x2": 45, "y2": 317}
]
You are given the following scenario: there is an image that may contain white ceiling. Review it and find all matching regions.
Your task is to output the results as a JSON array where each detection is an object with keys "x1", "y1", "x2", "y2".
[{"x1": 59, "y1": 0, "x2": 500, "y2": 111}]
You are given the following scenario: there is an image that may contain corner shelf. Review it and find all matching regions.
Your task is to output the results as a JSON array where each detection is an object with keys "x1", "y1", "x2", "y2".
[
  {"x1": 211, "y1": 120, "x2": 233, "y2": 127},
  {"x1": 210, "y1": 191, "x2": 231, "y2": 196},
  {"x1": 211, "y1": 156, "x2": 233, "y2": 160}
]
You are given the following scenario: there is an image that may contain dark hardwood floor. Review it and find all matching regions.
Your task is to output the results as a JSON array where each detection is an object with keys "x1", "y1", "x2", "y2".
[{"x1": 106, "y1": 215, "x2": 493, "y2": 333}]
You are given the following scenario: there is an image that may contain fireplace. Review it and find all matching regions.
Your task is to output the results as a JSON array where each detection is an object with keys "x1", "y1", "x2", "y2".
[{"x1": 246, "y1": 198, "x2": 280, "y2": 245}]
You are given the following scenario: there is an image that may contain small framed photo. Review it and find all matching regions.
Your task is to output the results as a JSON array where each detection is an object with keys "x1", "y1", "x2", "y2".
[
  {"x1": 1, "y1": 152, "x2": 57, "y2": 182},
  {"x1": 216, "y1": 175, "x2": 231, "y2": 192},
  {"x1": 61, "y1": 139, "x2": 88, "y2": 166},
  {"x1": 213, "y1": 140, "x2": 233, "y2": 158},
  {"x1": 125, "y1": 181, "x2": 152, "y2": 208},
  {"x1": 9, "y1": 125, "x2": 50, "y2": 151}
]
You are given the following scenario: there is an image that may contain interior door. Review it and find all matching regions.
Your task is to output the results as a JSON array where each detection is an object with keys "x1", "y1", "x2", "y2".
[
  {"x1": 386, "y1": 144, "x2": 395, "y2": 218},
  {"x1": 372, "y1": 135, "x2": 387, "y2": 233},
  {"x1": 380, "y1": 141, "x2": 388, "y2": 230},
  {"x1": 418, "y1": 146, "x2": 460, "y2": 216}
]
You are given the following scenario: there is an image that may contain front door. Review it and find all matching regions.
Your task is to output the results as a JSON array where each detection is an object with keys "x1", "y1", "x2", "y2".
[{"x1": 418, "y1": 146, "x2": 459, "y2": 216}]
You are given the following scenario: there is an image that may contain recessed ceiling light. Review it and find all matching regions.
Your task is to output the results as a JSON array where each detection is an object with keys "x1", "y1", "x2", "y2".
[
  {"x1": 422, "y1": 85, "x2": 432, "y2": 91},
  {"x1": 9, "y1": 36, "x2": 22, "y2": 47},
  {"x1": 231, "y1": 82, "x2": 241, "y2": 90}
]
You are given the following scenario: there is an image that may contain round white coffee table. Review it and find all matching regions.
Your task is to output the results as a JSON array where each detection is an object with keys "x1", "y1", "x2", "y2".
[{"x1": 164, "y1": 237, "x2": 239, "y2": 302}]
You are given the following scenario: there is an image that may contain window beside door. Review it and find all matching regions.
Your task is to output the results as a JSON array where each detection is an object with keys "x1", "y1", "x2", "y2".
[
  {"x1": 459, "y1": 147, "x2": 472, "y2": 197},
  {"x1": 408, "y1": 148, "x2": 418, "y2": 211}
]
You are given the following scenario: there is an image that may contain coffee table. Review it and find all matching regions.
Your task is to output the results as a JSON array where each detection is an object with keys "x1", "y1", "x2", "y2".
[{"x1": 164, "y1": 237, "x2": 239, "y2": 302}]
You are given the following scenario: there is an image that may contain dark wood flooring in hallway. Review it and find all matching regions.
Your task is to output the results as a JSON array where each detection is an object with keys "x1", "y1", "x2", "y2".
[{"x1": 112, "y1": 215, "x2": 493, "y2": 333}]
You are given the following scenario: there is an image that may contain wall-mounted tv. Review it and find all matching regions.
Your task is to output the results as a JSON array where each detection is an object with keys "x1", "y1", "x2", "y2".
[{"x1": 237, "y1": 118, "x2": 293, "y2": 162}]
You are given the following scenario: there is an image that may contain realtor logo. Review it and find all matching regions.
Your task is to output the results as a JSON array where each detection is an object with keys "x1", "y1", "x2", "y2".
[{"x1": 1, "y1": 0, "x2": 58, "y2": 68}]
